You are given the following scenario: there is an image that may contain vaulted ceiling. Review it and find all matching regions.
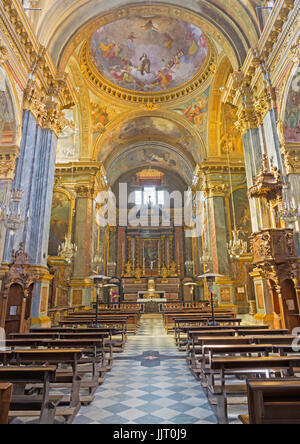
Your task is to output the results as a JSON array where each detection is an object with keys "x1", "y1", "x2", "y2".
[
  {"x1": 45, "y1": 0, "x2": 258, "y2": 188},
  {"x1": 35, "y1": 0, "x2": 261, "y2": 70}
]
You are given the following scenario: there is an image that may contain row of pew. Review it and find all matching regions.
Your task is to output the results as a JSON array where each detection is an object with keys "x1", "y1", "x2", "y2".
[
  {"x1": 59, "y1": 309, "x2": 141, "y2": 335},
  {"x1": 166, "y1": 309, "x2": 300, "y2": 424},
  {"x1": 0, "y1": 316, "x2": 128, "y2": 424}
]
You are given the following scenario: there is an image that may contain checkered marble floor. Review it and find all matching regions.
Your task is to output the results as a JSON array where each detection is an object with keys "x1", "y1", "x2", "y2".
[{"x1": 74, "y1": 315, "x2": 218, "y2": 425}]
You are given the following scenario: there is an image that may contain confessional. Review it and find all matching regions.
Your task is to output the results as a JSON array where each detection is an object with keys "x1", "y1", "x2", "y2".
[{"x1": 0, "y1": 244, "x2": 37, "y2": 335}]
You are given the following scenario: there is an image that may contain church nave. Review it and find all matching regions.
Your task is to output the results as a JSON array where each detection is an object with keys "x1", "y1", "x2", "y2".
[{"x1": 74, "y1": 316, "x2": 217, "y2": 425}]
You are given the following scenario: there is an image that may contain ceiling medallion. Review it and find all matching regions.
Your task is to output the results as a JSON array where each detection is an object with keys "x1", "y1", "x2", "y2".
[{"x1": 80, "y1": 13, "x2": 215, "y2": 105}]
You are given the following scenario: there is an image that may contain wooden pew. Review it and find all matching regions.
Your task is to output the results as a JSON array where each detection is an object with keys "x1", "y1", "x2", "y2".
[
  {"x1": 32, "y1": 325, "x2": 127, "y2": 351},
  {"x1": 0, "y1": 366, "x2": 60, "y2": 424},
  {"x1": 164, "y1": 310, "x2": 236, "y2": 334},
  {"x1": 9, "y1": 331, "x2": 113, "y2": 368},
  {"x1": 208, "y1": 356, "x2": 300, "y2": 424},
  {"x1": 176, "y1": 324, "x2": 269, "y2": 350},
  {"x1": 186, "y1": 333, "x2": 297, "y2": 377},
  {"x1": 62, "y1": 313, "x2": 138, "y2": 334},
  {"x1": 12, "y1": 349, "x2": 84, "y2": 422},
  {"x1": 240, "y1": 379, "x2": 300, "y2": 424},
  {"x1": 238, "y1": 329, "x2": 289, "y2": 336},
  {"x1": 6, "y1": 338, "x2": 108, "y2": 394},
  {"x1": 0, "y1": 383, "x2": 12, "y2": 425}
]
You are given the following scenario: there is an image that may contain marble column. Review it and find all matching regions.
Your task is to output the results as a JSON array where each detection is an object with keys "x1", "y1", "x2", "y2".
[
  {"x1": 0, "y1": 151, "x2": 18, "y2": 263},
  {"x1": 242, "y1": 127, "x2": 263, "y2": 232},
  {"x1": 108, "y1": 227, "x2": 117, "y2": 278},
  {"x1": 2, "y1": 110, "x2": 58, "y2": 328},
  {"x1": 117, "y1": 227, "x2": 126, "y2": 279},
  {"x1": 207, "y1": 193, "x2": 230, "y2": 276},
  {"x1": 71, "y1": 184, "x2": 95, "y2": 306}
]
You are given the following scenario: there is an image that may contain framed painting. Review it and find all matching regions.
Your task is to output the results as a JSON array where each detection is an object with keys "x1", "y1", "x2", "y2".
[
  {"x1": 143, "y1": 239, "x2": 160, "y2": 270},
  {"x1": 48, "y1": 190, "x2": 73, "y2": 257}
]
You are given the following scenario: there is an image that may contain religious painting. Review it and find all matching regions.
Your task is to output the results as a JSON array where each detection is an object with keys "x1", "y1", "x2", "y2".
[
  {"x1": 284, "y1": 72, "x2": 300, "y2": 142},
  {"x1": 0, "y1": 69, "x2": 16, "y2": 144},
  {"x1": 107, "y1": 145, "x2": 194, "y2": 186},
  {"x1": 175, "y1": 88, "x2": 210, "y2": 139},
  {"x1": 228, "y1": 188, "x2": 252, "y2": 247},
  {"x1": 90, "y1": 16, "x2": 208, "y2": 93},
  {"x1": 48, "y1": 192, "x2": 71, "y2": 256},
  {"x1": 143, "y1": 239, "x2": 160, "y2": 269},
  {"x1": 89, "y1": 91, "x2": 119, "y2": 141},
  {"x1": 220, "y1": 103, "x2": 243, "y2": 154},
  {"x1": 117, "y1": 117, "x2": 182, "y2": 141}
]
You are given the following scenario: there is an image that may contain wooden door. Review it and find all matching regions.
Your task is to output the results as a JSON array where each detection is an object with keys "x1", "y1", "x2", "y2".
[
  {"x1": 5, "y1": 284, "x2": 24, "y2": 335},
  {"x1": 281, "y1": 279, "x2": 300, "y2": 332}
]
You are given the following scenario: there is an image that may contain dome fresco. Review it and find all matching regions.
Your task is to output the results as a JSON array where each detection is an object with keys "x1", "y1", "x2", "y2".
[{"x1": 89, "y1": 16, "x2": 208, "y2": 93}]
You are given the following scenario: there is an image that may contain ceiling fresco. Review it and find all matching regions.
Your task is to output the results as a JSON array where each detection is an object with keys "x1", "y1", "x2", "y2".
[
  {"x1": 97, "y1": 115, "x2": 203, "y2": 165},
  {"x1": 89, "y1": 16, "x2": 208, "y2": 93},
  {"x1": 106, "y1": 144, "x2": 194, "y2": 186}
]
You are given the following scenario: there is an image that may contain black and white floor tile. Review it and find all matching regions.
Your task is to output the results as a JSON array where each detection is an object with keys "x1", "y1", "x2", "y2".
[{"x1": 74, "y1": 316, "x2": 218, "y2": 425}]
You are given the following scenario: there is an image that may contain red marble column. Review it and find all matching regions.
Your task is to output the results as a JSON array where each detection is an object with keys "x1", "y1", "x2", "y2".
[
  {"x1": 175, "y1": 227, "x2": 184, "y2": 278},
  {"x1": 118, "y1": 227, "x2": 126, "y2": 279}
]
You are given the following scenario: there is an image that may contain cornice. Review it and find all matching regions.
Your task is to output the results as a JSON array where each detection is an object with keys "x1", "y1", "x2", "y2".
[{"x1": 55, "y1": 161, "x2": 109, "y2": 192}]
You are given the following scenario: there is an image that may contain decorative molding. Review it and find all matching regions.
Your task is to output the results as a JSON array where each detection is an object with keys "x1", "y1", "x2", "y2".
[
  {"x1": 0, "y1": 153, "x2": 18, "y2": 180},
  {"x1": 80, "y1": 36, "x2": 216, "y2": 106},
  {"x1": 23, "y1": 79, "x2": 70, "y2": 136},
  {"x1": 289, "y1": 35, "x2": 300, "y2": 64},
  {"x1": 75, "y1": 183, "x2": 96, "y2": 199},
  {"x1": 0, "y1": 40, "x2": 9, "y2": 65}
]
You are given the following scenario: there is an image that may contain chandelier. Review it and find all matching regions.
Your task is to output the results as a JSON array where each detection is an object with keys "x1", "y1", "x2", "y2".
[
  {"x1": 225, "y1": 148, "x2": 249, "y2": 259},
  {"x1": 280, "y1": 183, "x2": 299, "y2": 224},
  {"x1": 93, "y1": 251, "x2": 105, "y2": 274},
  {"x1": 3, "y1": 189, "x2": 24, "y2": 232},
  {"x1": 58, "y1": 234, "x2": 77, "y2": 263},
  {"x1": 227, "y1": 229, "x2": 248, "y2": 259},
  {"x1": 199, "y1": 253, "x2": 212, "y2": 265}
]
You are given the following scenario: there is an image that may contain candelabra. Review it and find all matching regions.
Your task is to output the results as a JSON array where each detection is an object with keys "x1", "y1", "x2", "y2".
[
  {"x1": 227, "y1": 229, "x2": 248, "y2": 260},
  {"x1": 280, "y1": 183, "x2": 300, "y2": 224},
  {"x1": 88, "y1": 274, "x2": 111, "y2": 327},
  {"x1": 199, "y1": 253, "x2": 211, "y2": 265},
  {"x1": 199, "y1": 273, "x2": 223, "y2": 326},
  {"x1": 58, "y1": 234, "x2": 77, "y2": 263},
  {"x1": 4, "y1": 189, "x2": 24, "y2": 232}
]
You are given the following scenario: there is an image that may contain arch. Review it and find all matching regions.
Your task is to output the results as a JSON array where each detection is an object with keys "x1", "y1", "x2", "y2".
[
  {"x1": 93, "y1": 108, "x2": 207, "y2": 167},
  {"x1": 106, "y1": 141, "x2": 195, "y2": 187},
  {"x1": 207, "y1": 55, "x2": 243, "y2": 157}
]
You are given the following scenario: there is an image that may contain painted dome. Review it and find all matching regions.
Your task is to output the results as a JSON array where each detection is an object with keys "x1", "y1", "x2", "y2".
[{"x1": 89, "y1": 16, "x2": 208, "y2": 93}]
